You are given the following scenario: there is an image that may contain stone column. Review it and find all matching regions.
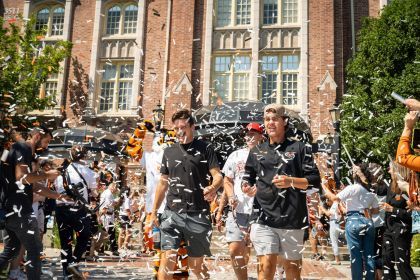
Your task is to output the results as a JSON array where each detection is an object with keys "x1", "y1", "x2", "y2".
[
  {"x1": 250, "y1": 0, "x2": 260, "y2": 100},
  {"x1": 87, "y1": 0, "x2": 103, "y2": 116},
  {"x1": 300, "y1": 0, "x2": 309, "y2": 121},
  {"x1": 202, "y1": 0, "x2": 214, "y2": 106}
]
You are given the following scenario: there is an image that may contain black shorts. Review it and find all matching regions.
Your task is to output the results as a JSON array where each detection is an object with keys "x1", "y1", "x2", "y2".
[
  {"x1": 120, "y1": 215, "x2": 132, "y2": 229},
  {"x1": 160, "y1": 210, "x2": 212, "y2": 257}
]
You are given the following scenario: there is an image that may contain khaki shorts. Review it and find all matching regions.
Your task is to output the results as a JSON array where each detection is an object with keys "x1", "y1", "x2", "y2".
[{"x1": 250, "y1": 223, "x2": 304, "y2": 260}]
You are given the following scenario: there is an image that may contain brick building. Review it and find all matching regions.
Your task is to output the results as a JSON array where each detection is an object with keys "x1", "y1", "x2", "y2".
[{"x1": 1, "y1": 0, "x2": 390, "y2": 144}]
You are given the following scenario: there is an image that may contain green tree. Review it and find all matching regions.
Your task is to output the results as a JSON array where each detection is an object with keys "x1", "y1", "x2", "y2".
[
  {"x1": 0, "y1": 16, "x2": 72, "y2": 140},
  {"x1": 341, "y1": 0, "x2": 420, "y2": 168}
]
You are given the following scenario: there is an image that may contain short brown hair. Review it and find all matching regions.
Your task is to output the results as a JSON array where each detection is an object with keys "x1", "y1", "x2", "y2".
[
  {"x1": 29, "y1": 125, "x2": 53, "y2": 139},
  {"x1": 171, "y1": 109, "x2": 194, "y2": 125}
]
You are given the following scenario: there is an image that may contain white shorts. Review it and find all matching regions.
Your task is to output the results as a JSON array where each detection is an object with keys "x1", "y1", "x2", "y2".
[
  {"x1": 250, "y1": 223, "x2": 304, "y2": 260},
  {"x1": 32, "y1": 202, "x2": 45, "y2": 233}
]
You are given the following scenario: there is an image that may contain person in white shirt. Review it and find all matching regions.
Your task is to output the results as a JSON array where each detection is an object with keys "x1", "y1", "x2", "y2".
[
  {"x1": 323, "y1": 163, "x2": 379, "y2": 280},
  {"x1": 140, "y1": 134, "x2": 167, "y2": 252},
  {"x1": 118, "y1": 189, "x2": 133, "y2": 250},
  {"x1": 99, "y1": 182, "x2": 119, "y2": 256},
  {"x1": 54, "y1": 145, "x2": 98, "y2": 279},
  {"x1": 216, "y1": 122, "x2": 264, "y2": 280}
]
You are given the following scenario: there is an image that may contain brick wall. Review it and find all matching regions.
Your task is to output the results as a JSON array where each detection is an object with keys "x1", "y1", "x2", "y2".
[{"x1": 308, "y1": 0, "x2": 337, "y2": 140}]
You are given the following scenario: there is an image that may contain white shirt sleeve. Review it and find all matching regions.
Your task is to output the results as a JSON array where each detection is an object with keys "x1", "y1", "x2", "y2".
[
  {"x1": 371, "y1": 194, "x2": 379, "y2": 208},
  {"x1": 222, "y1": 152, "x2": 235, "y2": 179},
  {"x1": 337, "y1": 185, "x2": 353, "y2": 201}
]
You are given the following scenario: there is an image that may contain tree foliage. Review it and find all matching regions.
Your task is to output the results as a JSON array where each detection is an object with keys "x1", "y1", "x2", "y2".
[
  {"x1": 0, "y1": 16, "x2": 72, "y2": 143},
  {"x1": 341, "y1": 0, "x2": 420, "y2": 167}
]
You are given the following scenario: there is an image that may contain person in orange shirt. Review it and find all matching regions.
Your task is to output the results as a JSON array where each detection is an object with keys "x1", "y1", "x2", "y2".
[{"x1": 396, "y1": 109, "x2": 419, "y2": 172}]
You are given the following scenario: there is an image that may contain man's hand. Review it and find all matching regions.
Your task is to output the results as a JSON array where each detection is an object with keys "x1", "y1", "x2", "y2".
[
  {"x1": 45, "y1": 170, "x2": 60, "y2": 180},
  {"x1": 380, "y1": 202, "x2": 394, "y2": 213},
  {"x1": 241, "y1": 182, "x2": 257, "y2": 197},
  {"x1": 228, "y1": 196, "x2": 238, "y2": 209},
  {"x1": 404, "y1": 111, "x2": 419, "y2": 130},
  {"x1": 150, "y1": 211, "x2": 159, "y2": 227},
  {"x1": 215, "y1": 211, "x2": 224, "y2": 232},
  {"x1": 203, "y1": 185, "x2": 217, "y2": 202},
  {"x1": 272, "y1": 175, "x2": 293, "y2": 189},
  {"x1": 405, "y1": 98, "x2": 420, "y2": 111}
]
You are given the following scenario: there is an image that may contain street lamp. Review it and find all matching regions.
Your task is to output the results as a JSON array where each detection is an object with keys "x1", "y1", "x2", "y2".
[
  {"x1": 329, "y1": 103, "x2": 341, "y2": 187},
  {"x1": 152, "y1": 102, "x2": 164, "y2": 131}
]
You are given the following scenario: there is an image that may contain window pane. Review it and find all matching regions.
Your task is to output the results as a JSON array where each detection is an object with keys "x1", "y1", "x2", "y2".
[
  {"x1": 100, "y1": 82, "x2": 115, "y2": 111},
  {"x1": 282, "y1": 73, "x2": 297, "y2": 105},
  {"x1": 216, "y1": 0, "x2": 232, "y2": 27},
  {"x1": 233, "y1": 74, "x2": 249, "y2": 100},
  {"x1": 107, "y1": 6, "x2": 121, "y2": 35},
  {"x1": 45, "y1": 81, "x2": 58, "y2": 108},
  {"x1": 118, "y1": 82, "x2": 132, "y2": 110},
  {"x1": 51, "y1": 7, "x2": 64, "y2": 36},
  {"x1": 234, "y1": 56, "x2": 251, "y2": 72},
  {"x1": 263, "y1": 0, "x2": 278, "y2": 25},
  {"x1": 262, "y1": 56, "x2": 279, "y2": 71},
  {"x1": 124, "y1": 5, "x2": 138, "y2": 34},
  {"x1": 35, "y1": 8, "x2": 49, "y2": 31},
  {"x1": 213, "y1": 75, "x2": 230, "y2": 101},
  {"x1": 262, "y1": 74, "x2": 277, "y2": 104},
  {"x1": 103, "y1": 64, "x2": 117, "y2": 80},
  {"x1": 215, "y1": 57, "x2": 231, "y2": 72},
  {"x1": 236, "y1": 0, "x2": 251, "y2": 25},
  {"x1": 282, "y1": 55, "x2": 299, "y2": 71},
  {"x1": 120, "y1": 64, "x2": 134, "y2": 79},
  {"x1": 282, "y1": 0, "x2": 298, "y2": 24}
]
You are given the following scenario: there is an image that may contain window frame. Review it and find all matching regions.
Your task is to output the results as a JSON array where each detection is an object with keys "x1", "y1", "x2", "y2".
[
  {"x1": 259, "y1": 53, "x2": 300, "y2": 107},
  {"x1": 34, "y1": 5, "x2": 65, "y2": 38},
  {"x1": 103, "y1": 2, "x2": 139, "y2": 37},
  {"x1": 97, "y1": 61, "x2": 135, "y2": 115},
  {"x1": 214, "y1": 0, "x2": 252, "y2": 28},
  {"x1": 211, "y1": 54, "x2": 251, "y2": 103},
  {"x1": 261, "y1": 0, "x2": 299, "y2": 26}
]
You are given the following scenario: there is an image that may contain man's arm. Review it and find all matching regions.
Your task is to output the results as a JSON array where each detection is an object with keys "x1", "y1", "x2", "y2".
[
  {"x1": 33, "y1": 184, "x2": 65, "y2": 200},
  {"x1": 150, "y1": 175, "x2": 169, "y2": 226},
  {"x1": 203, "y1": 167, "x2": 223, "y2": 201},
  {"x1": 16, "y1": 163, "x2": 59, "y2": 185}
]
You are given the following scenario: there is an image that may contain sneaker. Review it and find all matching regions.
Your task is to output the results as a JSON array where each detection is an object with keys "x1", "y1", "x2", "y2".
[
  {"x1": 111, "y1": 251, "x2": 120, "y2": 257},
  {"x1": 67, "y1": 265, "x2": 85, "y2": 280}
]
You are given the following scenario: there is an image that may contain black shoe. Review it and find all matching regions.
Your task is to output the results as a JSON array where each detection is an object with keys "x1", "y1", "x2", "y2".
[
  {"x1": 111, "y1": 251, "x2": 120, "y2": 257},
  {"x1": 67, "y1": 265, "x2": 85, "y2": 280}
]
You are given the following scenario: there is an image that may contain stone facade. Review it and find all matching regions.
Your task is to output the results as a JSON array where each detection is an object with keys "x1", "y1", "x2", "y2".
[{"x1": 0, "y1": 0, "x2": 390, "y2": 145}]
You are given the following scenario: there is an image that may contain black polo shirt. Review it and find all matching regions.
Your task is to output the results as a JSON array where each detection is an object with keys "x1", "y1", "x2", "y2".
[
  {"x1": 243, "y1": 139, "x2": 320, "y2": 229},
  {"x1": 160, "y1": 139, "x2": 219, "y2": 213},
  {"x1": 4, "y1": 141, "x2": 34, "y2": 216}
]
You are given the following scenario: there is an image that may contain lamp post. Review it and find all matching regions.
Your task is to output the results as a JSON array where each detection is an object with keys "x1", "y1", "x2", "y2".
[
  {"x1": 329, "y1": 103, "x2": 341, "y2": 187},
  {"x1": 152, "y1": 102, "x2": 164, "y2": 131}
]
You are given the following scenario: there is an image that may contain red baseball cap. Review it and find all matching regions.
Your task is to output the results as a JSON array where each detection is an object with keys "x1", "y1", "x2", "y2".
[{"x1": 246, "y1": 123, "x2": 264, "y2": 134}]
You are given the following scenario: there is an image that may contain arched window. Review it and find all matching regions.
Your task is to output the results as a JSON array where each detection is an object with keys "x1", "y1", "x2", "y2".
[
  {"x1": 34, "y1": 6, "x2": 65, "y2": 37},
  {"x1": 124, "y1": 5, "x2": 138, "y2": 34},
  {"x1": 106, "y1": 6, "x2": 121, "y2": 35},
  {"x1": 105, "y1": 3, "x2": 138, "y2": 35}
]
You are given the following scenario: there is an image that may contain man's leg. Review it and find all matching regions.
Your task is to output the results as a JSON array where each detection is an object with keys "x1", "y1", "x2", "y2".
[
  {"x1": 188, "y1": 256, "x2": 209, "y2": 279},
  {"x1": 118, "y1": 228, "x2": 126, "y2": 249},
  {"x1": 382, "y1": 230, "x2": 396, "y2": 280},
  {"x1": 56, "y1": 209, "x2": 73, "y2": 275},
  {"x1": 73, "y1": 214, "x2": 91, "y2": 262},
  {"x1": 228, "y1": 241, "x2": 249, "y2": 280},
  {"x1": 158, "y1": 249, "x2": 178, "y2": 280},
  {"x1": 14, "y1": 217, "x2": 42, "y2": 280},
  {"x1": 283, "y1": 259, "x2": 302, "y2": 280},
  {"x1": 258, "y1": 254, "x2": 277, "y2": 280},
  {"x1": 0, "y1": 228, "x2": 21, "y2": 270}
]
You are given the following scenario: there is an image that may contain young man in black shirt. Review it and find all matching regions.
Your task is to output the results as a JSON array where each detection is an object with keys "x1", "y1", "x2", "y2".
[
  {"x1": 0, "y1": 126, "x2": 65, "y2": 280},
  {"x1": 150, "y1": 109, "x2": 223, "y2": 279},
  {"x1": 242, "y1": 104, "x2": 320, "y2": 280}
]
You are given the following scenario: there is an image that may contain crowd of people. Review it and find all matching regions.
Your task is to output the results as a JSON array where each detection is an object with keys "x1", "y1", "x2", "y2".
[{"x1": 0, "y1": 98, "x2": 418, "y2": 280}]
